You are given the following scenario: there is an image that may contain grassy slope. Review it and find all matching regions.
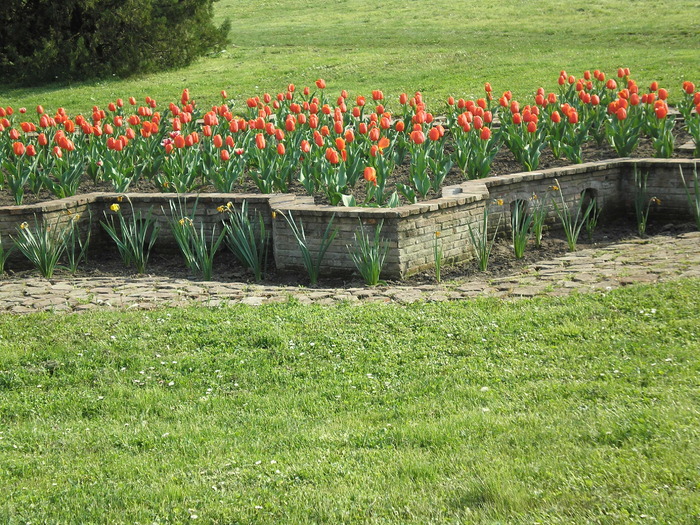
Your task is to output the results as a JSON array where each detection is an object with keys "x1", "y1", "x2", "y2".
[
  {"x1": 1, "y1": 280, "x2": 699, "y2": 523},
  {"x1": 1, "y1": 0, "x2": 699, "y2": 114}
]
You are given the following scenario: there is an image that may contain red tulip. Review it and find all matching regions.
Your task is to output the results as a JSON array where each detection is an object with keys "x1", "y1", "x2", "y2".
[
  {"x1": 527, "y1": 121, "x2": 537, "y2": 133},
  {"x1": 9, "y1": 128, "x2": 20, "y2": 140},
  {"x1": 606, "y1": 79, "x2": 617, "y2": 90},
  {"x1": 410, "y1": 130, "x2": 426, "y2": 144},
  {"x1": 568, "y1": 111, "x2": 579, "y2": 124},
  {"x1": 226, "y1": 136, "x2": 235, "y2": 148},
  {"x1": 277, "y1": 143, "x2": 286, "y2": 155},
  {"x1": 344, "y1": 129, "x2": 355, "y2": 143},
  {"x1": 480, "y1": 127, "x2": 491, "y2": 140},
  {"x1": 301, "y1": 140, "x2": 311, "y2": 154},
  {"x1": 395, "y1": 120, "x2": 405, "y2": 132},
  {"x1": 325, "y1": 147, "x2": 340, "y2": 164},
  {"x1": 12, "y1": 142, "x2": 25, "y2": 156},
  {"x1": 220, "y1": 149, "x2": 230, "y2": 161},
  {"x1": 616, "y1": 107, "x2": 627, "y2": 120},
  {"x1": 550, "y1": 111, "x2": 561, "y2": 123},
  {"x1": 315, "y1": 79, "x2": 326, "y2": 89},
  {"x1": 26, "y1": 144, "x2": 37, "y2": 157},
  {"x1": 255, "y1": 133, "x2": 266, "y2": 149},
  {"x1": 655, "y1": 104, "x2": 668, "y2": 119},
  {"x1": 658, "y1": 88, "x2": 668, "y2": 100},
  {"x1": 363, "y1": 166, "x2": 377, "y2": 186},
  {"x1": 174, "y1": 135, "x2": 186, "y2": 148}
]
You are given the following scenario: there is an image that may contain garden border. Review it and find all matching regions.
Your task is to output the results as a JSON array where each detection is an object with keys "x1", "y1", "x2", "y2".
[{"x1": 1, "y1": 158, "x2": 697, "y2": 279}]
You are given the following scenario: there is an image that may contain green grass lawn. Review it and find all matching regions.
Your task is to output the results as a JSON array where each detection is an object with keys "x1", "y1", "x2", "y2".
[
  {"x1": 1, "y1": 0, "x2": 699, "y2": 114},
  {"x1": 1, "y1": 280, "x2": 699, "y2": 523}
]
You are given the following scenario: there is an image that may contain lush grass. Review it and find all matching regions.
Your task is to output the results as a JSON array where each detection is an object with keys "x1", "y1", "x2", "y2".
[
  {"x1": 1, "y1": 0, "x2": 699, "y2": 114},
  {"x1": 1, "y1": 280, "x2": 699, "y2": 523}
]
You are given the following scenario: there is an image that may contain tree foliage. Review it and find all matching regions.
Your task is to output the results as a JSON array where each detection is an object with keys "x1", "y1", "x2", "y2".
[{"x1": 0, "y1": 0, "x2": 230, "y2": 85}]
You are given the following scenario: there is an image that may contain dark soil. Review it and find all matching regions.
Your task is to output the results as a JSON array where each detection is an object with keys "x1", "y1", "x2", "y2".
[
  {"x1": 4, "y1": 219, "x2": 693, "y2": 289},
  {"x1": 2, "y1": 128, "x2": 696, "y2": 287},
  {"x1": 4, "y1": 128, "x2": 694, "y2": 208}
]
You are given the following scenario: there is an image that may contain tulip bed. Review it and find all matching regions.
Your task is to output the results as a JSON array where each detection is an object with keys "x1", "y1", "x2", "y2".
[{"x1": 1, "y1": 68, "x2": 699, "y2": 208}]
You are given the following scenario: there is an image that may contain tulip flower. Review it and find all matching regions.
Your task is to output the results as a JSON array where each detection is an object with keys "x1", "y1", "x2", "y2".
[
  {"x1": 12, "y1": 142, "x2": 25, "y2": 156},
  {"x1": 255, "y1": 133, "x2": 266, "y2": 149}
]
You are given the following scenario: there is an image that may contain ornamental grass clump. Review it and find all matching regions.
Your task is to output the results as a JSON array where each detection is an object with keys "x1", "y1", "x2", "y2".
[
  {"x1": 550, "y1": 181, "x2": 596, "y2": 251},
  {"x1": 633, "y1": 168, "x2": 660, "y2": 237},
  {"x1": 101, "y1": 198, "x2": 160, "y2": 274},
  {"x1": 348, "y1": 219, "x2": 389, "y2": 286},
  {"x1": 510, "y1": 200, "x2": 533, "y2": 259},
  {"x1": 166, "y1": 198, "x2": 226, "y2": 281},
  {"x1": 12, "y1": 217, "x2": 68, "y2": 278},
  {"x1": 63, "y1": 211, "x2": 91, "y2": 274},
  {"x1": 278, "y1": 210, "x2": 337, "y2": 286},
  {"x1": 433, "y1": 231, "x2": 443, "y2": 283},
  {"x1": 0, "y1": 233, "x2": 14, "y2": 274},
  {"x1": 679, "y1": 165, "x2": 700, "y2": 231},
  {"x1": 222, "y1": 200, "x2": 269, "y2": 282},
  {"x1": 467, "y1": 200, "x2": 502, "y2": 272}
]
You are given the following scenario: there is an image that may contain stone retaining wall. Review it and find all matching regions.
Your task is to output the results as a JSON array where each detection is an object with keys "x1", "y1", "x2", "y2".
[{"x1": 1, "y1": 158, "x2": 697, "y2": 278}]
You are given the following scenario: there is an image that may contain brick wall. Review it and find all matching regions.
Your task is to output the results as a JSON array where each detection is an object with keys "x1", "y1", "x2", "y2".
[{"x1": 1, "y1": 159, "x2": 697, "y2": 278}]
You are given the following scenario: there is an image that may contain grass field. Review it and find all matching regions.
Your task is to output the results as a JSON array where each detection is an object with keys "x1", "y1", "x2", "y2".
[
  {"x1": 1, "y1": 280, "x2": 699, "y2": 523},
  {"x1": 1, "y1": 0, "x2": 699, "y2": 114}
]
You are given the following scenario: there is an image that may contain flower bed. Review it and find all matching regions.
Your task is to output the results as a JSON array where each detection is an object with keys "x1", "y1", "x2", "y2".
[
  {"x1": 1, "y1": 158, "x2": 697, "y2": 281},
  {"x1": 1, "y1": 68, "x2": 699, "y2": 282}
]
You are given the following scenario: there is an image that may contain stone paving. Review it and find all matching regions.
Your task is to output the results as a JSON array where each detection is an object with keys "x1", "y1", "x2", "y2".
[{"x1": 1, "y1": 231, "x2": 699, "y2": 314}]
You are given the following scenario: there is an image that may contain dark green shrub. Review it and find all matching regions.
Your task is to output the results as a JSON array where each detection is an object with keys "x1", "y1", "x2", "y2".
[{"x1": 0, "y1": 0, "x2": 230, "y2": 85}]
